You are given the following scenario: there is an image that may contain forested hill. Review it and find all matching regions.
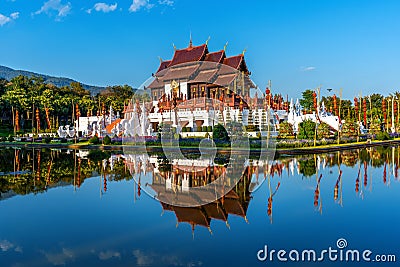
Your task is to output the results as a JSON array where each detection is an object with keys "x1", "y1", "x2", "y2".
[{"x1": 0, "y1": 65, "x2": 105, "y2": 95}]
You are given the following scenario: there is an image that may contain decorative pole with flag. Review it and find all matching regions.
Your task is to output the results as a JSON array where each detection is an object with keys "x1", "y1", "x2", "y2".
[
  {"x1": 391, "y1": 96, "x2": 395, "y2": 133},
  {"x1": 337, "y1": 88, "x2": 343, "y2": 145},
  {"x1": 354, "y1": 97, "x2": 359, "y2": 123},
  {"x1": 363, "y1": 98, "x2": 367, "y2": 127},
  {"x1": 382, "y1": 98, "x2": 387, "y2": 132},
  {"x1": 15, "y1": 110, "x2": 20, "y2": 132},
  {"x1": 36, "y1": 108, "x2": 40, "y2": 133},
  {"x1": 354, "y1": 97, "x2": 360, "y2": 141},
  {"x1": 45, "y1": 107, "x2": 51, "y2": 130},
  {"x1": 333, "y1": 94, "x2": 338, "y2": 116},
  {"x1": 76, "y1": 103, "x2": 80, "y2": 137},
  {"x1": 313, "y1": 91, "x2": 317, "y2": 113},
  {"x1": 313, "y1": 91, "x2": 318, "y2": 146}
]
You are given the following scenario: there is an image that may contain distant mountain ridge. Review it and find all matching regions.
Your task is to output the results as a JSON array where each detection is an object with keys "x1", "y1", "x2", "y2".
[{"x1": 0, "y1": 65, "x2": 106, "y2": 95}]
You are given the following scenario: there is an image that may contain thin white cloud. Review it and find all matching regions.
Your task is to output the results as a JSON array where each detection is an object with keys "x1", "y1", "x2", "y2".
[
  {"x1": 158, "y1": 0, "x2": 174, "y2": 6},
  {"x1": 98, "y1": 250, "x2": 121, "y2": 260},
  {"x1": 132, "y1": 250, "x2": 154, "y2": 266},
  {"x1": 88, "y1": 2, "x2": 118, "y2": 13},
  {"x1": 129, "y1": 0, "x2": 154, "y2": 12},
  {"x1": 0, "y1": 14, "x2": 11, "y2": 26},
  {"x1": 0, "y1": 240, "x2": 13, "y2": 251},
  {"x1": 42, "y1": 248, "x2": 75, "y2": 266},
  {"x1": 132, "y1": 249, "x2": 202, "y2": 267},
  {"x1": 34, "y1": 0, "x2": 71, "y2": 20},
  {"x1": 0, "y1": 240, "x2": 23, "y2": 253},
  {"x1": 10, "y1": 12, "x2": 19, "y2": 19},
  {"x1": 0, "y1": 12, "x2": 19, "y2": 26},
  {"x1": 301, "y1": 66, "x2": 316, "y2": 72}
]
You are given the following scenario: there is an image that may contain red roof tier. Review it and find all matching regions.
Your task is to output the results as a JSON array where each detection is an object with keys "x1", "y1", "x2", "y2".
[
  {"x1": 223, "y1": 198, "x2": 246, "y2": 217},
  {"x1": 223, "y1": 55, "x2": 243, "y2": 69},
  {"x1": 203, "y1": 203, "x2": 228, "y2": 221},
  {"x1": 173, "y1": 207, "x2": 211, "y2": 228},
  {"x1": 168, "y1": 44, "x2": 208, "y2": 67},
  {"x1": 156, "y1": 60, "x2": 171, "y2": 73},
  {"x1": 150, "y1": 42, "x2": 252, "y2": 87},
  {"x1": 204, "y1": 50, "x2": 225, "y2": 63}
]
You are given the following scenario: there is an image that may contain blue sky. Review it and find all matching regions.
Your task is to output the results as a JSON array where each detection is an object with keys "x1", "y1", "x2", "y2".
[{"x1": 1, "y1": 0, "x2": 400, "y2": 99}]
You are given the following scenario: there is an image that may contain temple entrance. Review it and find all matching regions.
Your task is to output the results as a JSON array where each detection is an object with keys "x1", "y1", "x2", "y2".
[
  {"x1": 195, "y1": 120, "x2": 204, "y2": 131},
  {"x1": 152, "y1": 122, "x2": 159, "y2": 132}
]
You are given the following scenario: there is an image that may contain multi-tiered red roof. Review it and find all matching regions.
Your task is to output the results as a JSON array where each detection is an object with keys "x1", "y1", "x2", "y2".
[
  {"x1": 146, "y1": 40, "x2": 255, "y2": 109},
  {"x1": 154, "y1": 41, "x2": 249, "y2": 76}
]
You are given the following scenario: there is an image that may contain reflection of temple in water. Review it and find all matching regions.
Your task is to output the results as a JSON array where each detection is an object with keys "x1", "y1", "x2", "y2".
[
  {"x1": 159, "y1": 174, "x2": 251, "y2": 234},
  {"x1": 123, "y1": 152, "x2": 284, "y2": 232}
]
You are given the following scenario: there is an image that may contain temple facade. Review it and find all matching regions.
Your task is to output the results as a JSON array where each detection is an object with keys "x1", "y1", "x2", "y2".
[{"x1": 122, "y1": 40, "x2": 280, "y2": 137}]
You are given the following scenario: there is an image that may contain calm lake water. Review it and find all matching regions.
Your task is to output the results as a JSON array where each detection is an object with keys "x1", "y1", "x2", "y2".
[{"x1": 0, "y1": 146, "x2": 399, "y2": 267}]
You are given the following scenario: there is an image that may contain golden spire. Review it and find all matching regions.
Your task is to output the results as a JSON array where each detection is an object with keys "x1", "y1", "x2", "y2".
[
  {"x1": 189, "y1": 32, "x2": 193, "y2": 47},
  {"x1": 158, "y1": 56, "x2": 163, "y2": 63},
  {"x1": 172, "y1": 43, "x2": 176, "y2": 51},
  {"x1": 223, "y1": 41, "x2": 228, "y2": 51},
  {"x1": 242, "y1": 48, "x2": 247, "y2": 55},
  {"x1": 205, "y1": 36, "x2": 210, "y2": 45}
]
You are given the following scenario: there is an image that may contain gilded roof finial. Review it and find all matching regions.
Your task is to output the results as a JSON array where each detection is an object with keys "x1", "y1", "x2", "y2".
[
  {"x1": 205, "y1": 36, "x2": 210, "y2": 45},
  {"x1": 158, "y1": 56, "x2": 163, "y2": 63},
  {"x1": 223, "y1": 41, "x2": 228, "y2": 51},
  {"x1": 189, "y1": 31, "x2": 193, "y2": 47},
  {"x1": 208, "y1": 226, "x2": 213, "y2": 235},
  {"x1": 242, "y1": 48, "x2": 247, "y2": 55},
  {"x1": 172, "y1": 43, "x2": 176, "y2": 51}
]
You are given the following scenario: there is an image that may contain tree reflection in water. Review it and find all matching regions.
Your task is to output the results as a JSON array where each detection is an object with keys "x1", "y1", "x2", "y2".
[{"x1": 0, "y1": 148, "x2": 131, "y2": 197}]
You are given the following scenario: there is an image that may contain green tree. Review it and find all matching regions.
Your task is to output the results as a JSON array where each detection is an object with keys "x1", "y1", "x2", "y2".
[
  {"x1": 212, "y1": 124, "x2": 230, "y2": 142},
  {"x1": 278, "y1": 121, "x2": 294, "y2": 138},
  {"x1": 369, "y1": 118, "x2": 382, "y2": 136},
  {"x1": 341, "y1": 119, "x2": 358, "y2": 137},
  {"x1": 70, "y1": 82, "x2": 90, "y2": 97},
  {"x1": 80, "y1": 95, "x2": 96, "y2": 116},
  {"x1": 98, "y1": 85, "x2": 135, "y2": 114},
  {"x1": 317, "y1": 122, "x2": 330, "y2": 139},
  {"x1": 103, "y1": 135, "x2": 111, "y2": 145},
  {"x1": 298, "y1": 119, "x2": 316, "y2": 139},
  {"x1": 299, "y1": 89, "x2": 315, "y2": 113},
  {"x1": 89, "y1": 135, "x2": 100, "y2": 144},
  {"x1": 368, "y1": 94, "x2": 383, "y2": 121}
]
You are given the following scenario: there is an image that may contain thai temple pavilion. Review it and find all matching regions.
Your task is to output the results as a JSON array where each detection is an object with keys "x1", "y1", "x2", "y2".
[
  {"x1": 147, "y1": 39, "x2": 253, "y2": 104},
  {"x1": 122, "y1": 39, "x2": 275, "y2": 136}
]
